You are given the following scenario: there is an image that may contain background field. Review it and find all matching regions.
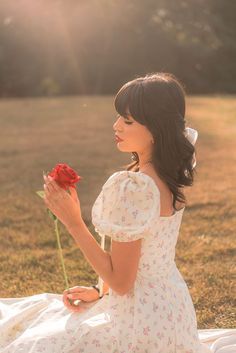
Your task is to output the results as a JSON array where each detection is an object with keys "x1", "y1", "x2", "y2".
[{"x1": 0, "y1": 95, "x2": 235, "y2": 328}]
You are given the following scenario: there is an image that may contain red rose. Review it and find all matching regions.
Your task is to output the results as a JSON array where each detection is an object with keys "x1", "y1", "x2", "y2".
[{"x1": 48, "y1": 163, "x2": 82, "y2": 190}]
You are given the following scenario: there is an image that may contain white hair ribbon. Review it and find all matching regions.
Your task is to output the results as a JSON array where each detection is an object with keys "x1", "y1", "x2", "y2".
[{"x1": 184, "y1": 127, "x2": 198, "y2": 168}]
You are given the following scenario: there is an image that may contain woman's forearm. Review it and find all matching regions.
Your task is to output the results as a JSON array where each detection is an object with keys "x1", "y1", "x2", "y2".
[{"x1": 67, "y1": 219, "x2": 119, "y2": 294}]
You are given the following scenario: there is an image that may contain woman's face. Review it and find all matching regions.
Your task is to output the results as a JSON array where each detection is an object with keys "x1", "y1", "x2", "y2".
[{"x1": 112, "y1": 113, "x2": 154, "y2": 155}]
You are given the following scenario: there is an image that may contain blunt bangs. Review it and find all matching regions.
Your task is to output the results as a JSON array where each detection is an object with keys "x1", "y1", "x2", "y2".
[{"x1": 114, "y1": 81, "x2": 146, "y2": 123}]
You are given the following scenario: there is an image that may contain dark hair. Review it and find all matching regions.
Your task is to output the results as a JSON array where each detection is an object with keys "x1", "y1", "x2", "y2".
[{"x1": 114, "y1": 72, "x2": 197, "y2": 211}]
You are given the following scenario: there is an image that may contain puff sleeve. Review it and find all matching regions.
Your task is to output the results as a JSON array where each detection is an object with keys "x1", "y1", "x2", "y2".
[{"x1": 91, "y1": 171, "x2": 160, "y2": 242}]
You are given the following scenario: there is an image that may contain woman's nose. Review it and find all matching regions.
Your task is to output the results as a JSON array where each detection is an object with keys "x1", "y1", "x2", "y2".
[
  {"x1": 113, "y1": 115, "x2": 122, "y2": 130},
  {"x1": 113, "y1": 120, "x2": 118, "y2": 131}
]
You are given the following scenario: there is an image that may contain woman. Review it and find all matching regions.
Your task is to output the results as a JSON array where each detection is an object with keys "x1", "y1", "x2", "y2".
[{"x1": 0, "y1": 72, "x2": 235, "y2": 352}]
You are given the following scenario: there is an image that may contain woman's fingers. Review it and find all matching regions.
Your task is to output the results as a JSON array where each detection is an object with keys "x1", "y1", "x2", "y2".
[
  {"x1": 62, "y1": 286, "x2": 98, "y2": 309},
  {"x1": 64, "y1": 301, "x2": 83, "y2": 312},
  {"x1": 63, "y1": 287, "x2": 87, "y2": 304},
  {"x1": 63, "y1": 294, "x2": 82, "y2": 312},
  {"x1": 63, "y1": 293, "x2": 74, "y2": 306},
  {"x1": 67, "y1": 292, "x2": 87, "y2": 300},
  {"x1": 64, "y1": 286, "x2": 87, "y2": 294},
  {"x1": 69, "y1": 187, "x2": 79, "y2": 204},
  {"x1": 67, "y1": 293, "x2": 78, "y2": 300},
  {"x1": 43, "y1": 176, "x2": 54, "y2": 192},
  {"x1": 63, "y1": 294, "x2": 71, "y2": 307}
]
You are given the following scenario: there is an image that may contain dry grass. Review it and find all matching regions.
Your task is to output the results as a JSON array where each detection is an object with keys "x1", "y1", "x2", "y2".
[{"x1": 0, "y1": 94, "x2": 235, "y2": 329}]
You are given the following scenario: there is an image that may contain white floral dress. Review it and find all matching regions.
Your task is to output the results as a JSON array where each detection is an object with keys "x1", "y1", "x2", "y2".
[{"x1": 0, "y1": 171, "x2": 235, "y2": 353}]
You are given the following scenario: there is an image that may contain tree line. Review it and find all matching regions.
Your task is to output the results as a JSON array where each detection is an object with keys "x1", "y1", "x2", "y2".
[{"x1": 0, "y1": 0, "x2": 235, "y2": 97}]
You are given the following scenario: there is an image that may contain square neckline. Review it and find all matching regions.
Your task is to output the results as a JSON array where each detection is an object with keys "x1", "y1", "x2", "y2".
[{"x1": 127, "y1": 170, "x2": 185, "y2": 219}]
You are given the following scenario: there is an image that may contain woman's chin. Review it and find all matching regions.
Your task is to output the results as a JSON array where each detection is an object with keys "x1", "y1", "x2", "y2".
[
  {"x1": 116, "y1": 146, "x2": 133, "y2": 155},
  {"x1": 116, "y1": 142, "x2": 128, "y2": 150},
  {"x1": 116, "y1": 142, "x2": 125, "y2": 149}
]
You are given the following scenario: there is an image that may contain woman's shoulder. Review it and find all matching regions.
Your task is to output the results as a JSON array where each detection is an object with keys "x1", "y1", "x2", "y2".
[
  {"x1": 102, "y1": 169, "x2": 160, "y2": 195},
  {"x1": 92, "y1": 170, "x2": 161, "y2": 240}
]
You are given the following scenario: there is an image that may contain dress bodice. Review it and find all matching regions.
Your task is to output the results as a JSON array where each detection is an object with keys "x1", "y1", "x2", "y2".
[{"x1": 91, "y1": 170, "x2": 185, "y2": 292}]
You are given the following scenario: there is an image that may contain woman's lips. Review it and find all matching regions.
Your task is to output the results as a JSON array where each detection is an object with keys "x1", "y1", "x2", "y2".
[{"x1": 115, "y1": 135, "x2": 124, "y2": 142}]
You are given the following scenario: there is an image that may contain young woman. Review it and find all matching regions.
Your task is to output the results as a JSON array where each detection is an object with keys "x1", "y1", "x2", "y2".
[{"x1": 0, "y1": 73, "x2": 235, "y2": 352}]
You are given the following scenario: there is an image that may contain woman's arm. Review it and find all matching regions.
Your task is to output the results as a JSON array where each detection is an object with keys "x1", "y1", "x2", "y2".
[
  {"x1": 68, "y1": 218, "x2": 141, "y2": 296},
  {"x1": 67, "y1": 219, "x2": 123, "y2": 294}
]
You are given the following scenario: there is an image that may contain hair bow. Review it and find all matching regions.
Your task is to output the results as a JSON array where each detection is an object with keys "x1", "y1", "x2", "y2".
[{"x1": 184, "y1": 127, "x2": 198, "y2": 168}]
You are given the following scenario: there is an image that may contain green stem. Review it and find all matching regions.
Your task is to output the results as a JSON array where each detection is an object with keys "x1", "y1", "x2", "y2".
[{"x1": 54, "y1": 218, "x2": 69, "y2": 290}]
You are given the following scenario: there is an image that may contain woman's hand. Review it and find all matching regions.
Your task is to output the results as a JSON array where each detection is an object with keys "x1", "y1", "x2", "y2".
[
  {"x1": 43, "y1": 175, "x2": 82, "y2": 230},
  {"x1": 62, "y1": 286, "x2": 100, "y2": 312}
]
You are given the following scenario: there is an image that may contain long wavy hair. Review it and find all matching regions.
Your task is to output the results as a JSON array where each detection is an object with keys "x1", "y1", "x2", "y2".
[{"x1": 114, "y1": 72, "x2": 197, "y2": 211}]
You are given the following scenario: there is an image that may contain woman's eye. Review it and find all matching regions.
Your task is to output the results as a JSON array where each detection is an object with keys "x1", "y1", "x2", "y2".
[{"x1": 124, "y1": 121, "x2": 133, "y2": 125}]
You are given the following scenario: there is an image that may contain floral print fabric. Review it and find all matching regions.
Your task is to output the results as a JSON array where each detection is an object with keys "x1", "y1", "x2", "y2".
[
  {"x1": 91, "y1": 170, "x2": 160, "y2": 242},
  {"x1": 91, "y1": 171, "x2": 203, "y2": 352}
]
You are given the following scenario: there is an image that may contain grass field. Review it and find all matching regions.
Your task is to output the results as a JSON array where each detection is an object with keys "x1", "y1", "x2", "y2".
[{"x1": 0, "y1": 95, "x2": 235, "y2": 329}]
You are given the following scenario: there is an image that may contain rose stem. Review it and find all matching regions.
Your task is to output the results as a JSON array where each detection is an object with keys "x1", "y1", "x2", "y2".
[{"x1": 54, "y1": 218, "x2": 69, "y2": 290}]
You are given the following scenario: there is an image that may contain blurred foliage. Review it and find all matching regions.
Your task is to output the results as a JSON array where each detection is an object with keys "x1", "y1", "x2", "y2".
[
  {"x1": 0, "y1": 0, "x2": 235, "y2": 96},
  {"x1": 39, "y1": 77, "x2": 61, "y2": 96}
]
